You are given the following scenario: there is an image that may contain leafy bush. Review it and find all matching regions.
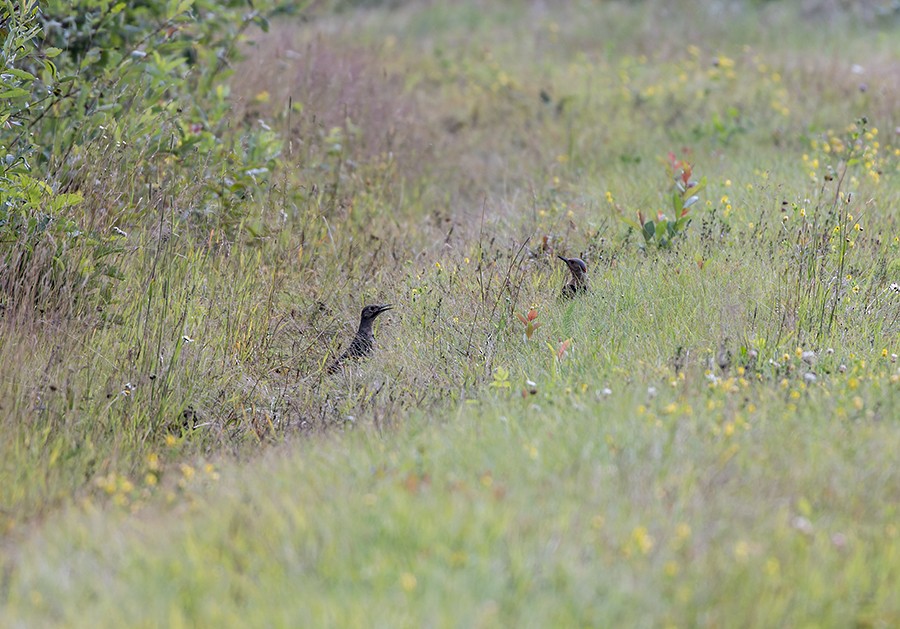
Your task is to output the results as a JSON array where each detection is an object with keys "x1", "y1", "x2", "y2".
[{"x1": 1, "y1": 0, "x2": 296, "y2": 315}]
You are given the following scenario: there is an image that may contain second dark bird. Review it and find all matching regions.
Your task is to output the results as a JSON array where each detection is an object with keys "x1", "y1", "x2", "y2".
[
  {"x1": 716, "y1": 338, "x2": 732, "y2": 374},
  {"x1": 327, "y1": 304, "x2": 393, "y2": 374},
  {"x1": 558, "y1": 255, "x2": 588, "y2": 298}
]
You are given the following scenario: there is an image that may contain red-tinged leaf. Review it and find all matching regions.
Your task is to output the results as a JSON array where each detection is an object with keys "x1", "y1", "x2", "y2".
[
  {"x1": 532, "y1": 322, "x2": 542, "y2": 330},
  {"x1": 527, "y1": 308, "x2": 539, "y2": 321},
  {"x1": 517, "y1": 313, "x2": 528, "y2": 325},
  {"x1": 668, "y1": 151, "x2": 680, "y2": 170},
  {"x1": 557, "y1": 338, "x2": 573, "y2": 359}
]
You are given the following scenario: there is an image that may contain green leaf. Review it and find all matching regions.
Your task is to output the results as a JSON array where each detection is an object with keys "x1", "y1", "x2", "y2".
[
  {"x1": 166, "y1": 0, "x2": 194, "y2": 20},
  {"x1": 253, "y1": 15, "x2": 270, "y2": 33},
  {"x1": 672, "y1": 191, "x2": 683, "y2": 214},
  {"x1": 685, "y1": 176, "x2": 707, "y2": 197},
  {"x1": 43, "y1": 59, "x2": 58, "y2": 80},
  {"x1": 50, "y1": 193, "x2": 84, "y2": 212},
  {"x1": 0, "y1": 88, "x2": 31, "y2": 99},
  {"x1": 2, "y1": 68, "x2": 36, "y2": 81},
  {"x1": 643, "y1": 220, "x2": 655, "y2": 242},
  {"x1": 655, "y1": 221, "x2": 667, "y2": 240}
]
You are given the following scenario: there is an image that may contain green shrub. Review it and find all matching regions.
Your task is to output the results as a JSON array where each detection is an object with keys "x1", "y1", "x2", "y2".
[{"x1": 1, "y1": 0, "x2": 298, "y2": 315}]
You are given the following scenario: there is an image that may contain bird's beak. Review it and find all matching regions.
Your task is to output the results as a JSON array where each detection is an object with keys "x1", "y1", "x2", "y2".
[
  {"x1": 557, "y1": 255, "x2": 568, "y2": 262},
  {"x1": 377, "y1": 304, "x2": 393, "y2": 314}
]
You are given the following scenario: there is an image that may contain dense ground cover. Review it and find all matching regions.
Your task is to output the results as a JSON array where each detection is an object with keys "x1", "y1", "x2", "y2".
[{"x1": 2, "y1": 0, "x2": 900, "y2": 625}]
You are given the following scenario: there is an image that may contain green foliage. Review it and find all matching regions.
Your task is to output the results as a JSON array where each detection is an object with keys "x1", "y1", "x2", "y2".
[
  {"x1": 0, "y1": 2, "x2": 94, "y2": 310},
  {"x1": 0, "y1": 0, "x2": 298, "y2": 314},
  {"x1": 1, "y1": 2, "x2": 55, "y2": 202},
  {"x1": 30, "y1": 0, "x2": 293, "y2": 218},
  {"x1": 2, "y1": 1, "x2": 900, "y2": 625}
]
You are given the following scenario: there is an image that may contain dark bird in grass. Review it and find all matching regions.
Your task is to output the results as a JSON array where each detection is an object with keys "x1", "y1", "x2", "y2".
[
  {"x1": 557, "y1": 255, "x2": 588, "y2": 298},
  {"x1": 716, "y1": 338, "x2": 732, "y2": 374},
  {"x1": 672, "y1": 346, "x2": 687, "y2": 375},
  {"x1": 328, "y1": 304, "x2": 393, "y2": 374}
]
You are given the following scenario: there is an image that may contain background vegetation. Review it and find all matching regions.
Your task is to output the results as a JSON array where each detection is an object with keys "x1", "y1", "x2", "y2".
[{"x1": 2, "y1": 0, "x2": 900, "y2": 625}]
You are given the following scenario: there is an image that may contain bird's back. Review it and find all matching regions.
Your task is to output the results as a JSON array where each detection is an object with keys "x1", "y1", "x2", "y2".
[{"x1": 561, "y1": 281, "x2": 588, "y2": 299}]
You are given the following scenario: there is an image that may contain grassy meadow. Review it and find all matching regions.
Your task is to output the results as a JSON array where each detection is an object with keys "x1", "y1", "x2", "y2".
[{"x1": 3, "y1": 0, "x2": 900, "y2": 625}]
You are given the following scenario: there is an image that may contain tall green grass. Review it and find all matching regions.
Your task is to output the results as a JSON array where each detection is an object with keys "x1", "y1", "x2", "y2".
[{"x1": 2, "y1": 0, "x2": 900, "y2": 625}]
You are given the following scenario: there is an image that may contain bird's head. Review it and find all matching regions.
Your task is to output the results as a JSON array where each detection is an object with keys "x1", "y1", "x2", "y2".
[
  {"x1": 360, "y1": 304, "x2": 393, "y2": 321},
  {"x1": 557, "y1": 255, "x2": 587, "y2": 277}
]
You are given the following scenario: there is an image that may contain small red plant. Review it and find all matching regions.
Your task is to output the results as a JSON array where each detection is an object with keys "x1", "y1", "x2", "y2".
[
  {"x1": 622, "y1": 151, "x2": 706, "y2": 250},
  {"x1": 517, "y1": 308, "x2": 542, "y2": 340}
]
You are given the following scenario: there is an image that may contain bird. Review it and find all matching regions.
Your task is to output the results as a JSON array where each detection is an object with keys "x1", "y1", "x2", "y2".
[
  {"x1": 327, "y1": 304, "x2": 393, "y2": 374},
  {"x1": 716, "y1": 338, "x2": 732, "y2": 374},
  {"x1": 672, "y1": 346, "x2": 687, "y2": 375},
  {"x1": 557, "y1": 255, "x2": 588, "y2": 298}
]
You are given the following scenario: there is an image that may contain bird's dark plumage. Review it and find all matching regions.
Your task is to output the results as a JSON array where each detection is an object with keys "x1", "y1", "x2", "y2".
[
  {"x1": 558, "y1": 255, "x2": 588, "y2": 298},
  {"x1": 328, "y1": 304, "x2": 392, "y2": 374},
  {"x1": 716, "y1": 338, "x2": 732, "y2": 374},
  {"x1": 672, "y1": 346, "x2": 686, "y2": 375}
]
